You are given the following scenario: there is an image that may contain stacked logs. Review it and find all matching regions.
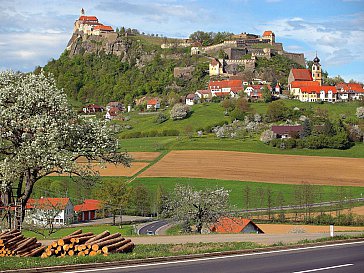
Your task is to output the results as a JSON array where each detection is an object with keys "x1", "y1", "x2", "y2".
[
  {"x1": 0, "y1": 229, "x2": 46, "y2": 257},
  {"x1": 41, "y1": 229, "x2": 134, "y2": 258}
]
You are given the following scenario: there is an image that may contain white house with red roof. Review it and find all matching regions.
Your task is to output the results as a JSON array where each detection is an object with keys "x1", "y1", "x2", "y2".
[
  {"x1": 336, "y1": 83, "x2": 364, "y2": 101},
  {"x1": 262, "y1": 30, "x2": 275, "y2": 44},
  {"x1": 146, "y1": 98, "x2": 160, "y2": 110},
  {"x1": 74, "y1": 199, "x2": 101, "y2": 222},
  {"x1": 244, "y1": 84, "x2": 272, "y2": 99},
  {"x1": 25, "y1": 197, "x2": 74, "y2": 226},
  {"x1": 296, "y1": 85, "x2": 337, "y2": 102},
  {"x1": 195, "y1": 90, "x2": 212, "y2": 101},
  {"x1": 208, "y1": 80, "x2": 243, "y2": 98},
  {"x1": 185, "y1": 93, "x2": 199, "y2": 105}
]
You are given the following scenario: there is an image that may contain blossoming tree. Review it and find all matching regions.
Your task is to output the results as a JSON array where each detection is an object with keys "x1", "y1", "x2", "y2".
[
  {"x1": 163, "y1": 184, "x2": 230, "y2": 233},
  {"x1": 0, "y1": 71, "x2": 130, "y2": 228}
]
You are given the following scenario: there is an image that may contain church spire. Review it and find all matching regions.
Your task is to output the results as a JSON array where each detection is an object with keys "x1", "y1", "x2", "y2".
[{"x1": 81, "y1": 8, "x2": 85, "y2": 16}]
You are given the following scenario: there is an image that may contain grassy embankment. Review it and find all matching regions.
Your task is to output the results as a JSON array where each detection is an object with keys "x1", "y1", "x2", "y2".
[
  {"x1": 1, "y1": 235, "x2": 363, "y2": 270},
  {"x1": 31, "y1": 176, "x2": 364, "y2": 212},
  {"x1": 22, "y1": 225, "x2": 134, "y2": 240},
  {"x1": 130, "y1": 177, "x2": 364, "y2": 210},
  {"x1": 118, "y1": 101, "x2": 364, "y2": 157}
]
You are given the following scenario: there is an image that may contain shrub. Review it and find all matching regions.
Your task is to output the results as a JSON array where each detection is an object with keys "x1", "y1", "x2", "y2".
[
  {"x1": 154, "y1": 112, "x2": 168, "y2": 124},
  {"x1": 260, "y1": 129, "x2": 276, "y2": 144},
  {"x1": 160, "y1": 129, "x2": 180, "y2": 136},
  {"x1": 170, "y1": 103, "x2": 191, "y2": 120},
  {"x1": 356, "y1": 107, "x2": 364, "y2": 119}
]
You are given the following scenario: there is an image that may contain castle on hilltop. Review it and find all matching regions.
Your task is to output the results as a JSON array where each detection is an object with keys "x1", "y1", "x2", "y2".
[{"x1": 73, "y1": 8, "x2": 115, "y2": 36}]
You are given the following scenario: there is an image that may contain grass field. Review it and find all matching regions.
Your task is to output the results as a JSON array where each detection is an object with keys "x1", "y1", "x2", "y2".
[
  {"x1": 120, "y1": 101, "x2": 360, "y2": 137},
  {"x1": 120, "y1": 136, "x2": 364, "y2": 158},
  {"x1": 131, "y1": 177, "x2": 364, "y2": 209},
  {"x1": 120, "y1": 103, "x2": 230, "y2": 138}
]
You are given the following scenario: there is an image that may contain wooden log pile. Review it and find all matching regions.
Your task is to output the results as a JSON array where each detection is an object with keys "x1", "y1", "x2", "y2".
[
  {"x1": 0, "y1": 229, "x2": 46, "y2": 257},
  {"x1": 41, "y1": 229, "x2": 134, "y2": 258}
]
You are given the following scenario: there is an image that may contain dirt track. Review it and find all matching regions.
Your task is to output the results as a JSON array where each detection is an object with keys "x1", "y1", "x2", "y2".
[{"x1": 139, "y1": 150, "x2": 364, "y2": 187}]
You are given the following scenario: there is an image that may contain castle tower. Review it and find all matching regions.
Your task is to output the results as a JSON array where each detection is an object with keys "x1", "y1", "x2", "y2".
[{"x1": 312, "y1": 53, "x2": 322, "y2": 86}]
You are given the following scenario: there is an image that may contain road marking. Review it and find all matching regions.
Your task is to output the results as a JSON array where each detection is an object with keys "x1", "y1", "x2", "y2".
[
  {"x1": 63, "y1": 240, "x2": 364, "y2": 273},
  {"x1": 292, "y1": 263, "x2": 354, "y2": 273}
]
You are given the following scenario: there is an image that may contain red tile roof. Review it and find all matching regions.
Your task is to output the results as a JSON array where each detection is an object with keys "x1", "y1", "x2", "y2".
[
  {"x1": 74, "y1": 199, "x2": 101, "y2": 212},
  {"x1": 209, "y1": 80, "x2": 243, "y2": 90},
  {"x1": 186, "y1": 93, "x2": 196, "y2": 99},
  {"x1": 291, "y1": 69, "x2": 313, "y2": 81},
  {"x1": 211, "y1": 217, "x2": 263, "y2": 233},
  {"x1": 147, "y1": 99, "x2": 159, "y2": 105},
  {"x1": 271, "y1": 125, "x2": 303, "y2": 135},
  {"x1": 336, "y1": 83, "x2": 364, "y2": 93},
  {"x1": 291, "y1": 81, "x2": 320, "y2": 88},
  {"x1": 93, "y1": 25, "x2": 114, "y2": 31},
  {"x1": 79, "y1": 16, "x2": 98, "y2": 22},
  {"x1": 26, "y1": 198, "x2": 70, "y2": 210},
  {"x1": 263, "y1": 30, "x2": 274, "y2": 37}
]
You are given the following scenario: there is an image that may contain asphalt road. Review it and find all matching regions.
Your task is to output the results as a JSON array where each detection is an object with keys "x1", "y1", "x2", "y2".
[
  {"x1": 138, "y1": 220, "x2": 169, "y2": 235},
  {"x1": 62, "y1": 241, "x2": 364, "y2": 273}
]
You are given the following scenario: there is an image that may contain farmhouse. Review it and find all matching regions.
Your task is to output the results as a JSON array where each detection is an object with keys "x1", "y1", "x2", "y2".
[
  {"x1": 105, "y1": 106, "x2": 120, "y2": 120},
  {"x1": 25, "y1": 197, "x2": 74, "y2": 226},
  {"x1": 211, "y1": 217, "x2": 264, "y2": 234},
  {"x1": 271, "y1": 125, "x2": 303, "y2": 139}
]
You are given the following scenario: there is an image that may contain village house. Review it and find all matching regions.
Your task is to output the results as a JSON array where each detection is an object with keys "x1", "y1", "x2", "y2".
[
  {"x1": 185, "y1": 93, "x2": 199, "y2": 105},
  {"x1": 244, "y1": 84, "x2": 272, "y2": 99},
  {"x1": 106, "y1": 101, "x2": 124, "y2": 111},
  {"x1": 74, "y1": 199, "x2": 101, "y2": 222},
  {"x1": 208, "y1": 79, "x2": 244, "y2": 98},
  {"x1": 25, "y1": 197, "x2": 74, "y2": 226},
  {"x1": 105, "y1": 106, "x2": 120, "y2": 120},
  {"x1": 83, "y1": 104, "x2": 104, "y2": 113},
  {"x1": 336, "y1": 83, "x2": 364, "y2": 101},
  {"x1": 195, "y1": 90, "x2": 212, "y2": 101},
  {"x1": 271, "y1": 125, "x2": 303, "y2": 139},
  {"x1": 209, "y1": 59, "x2": 224, "y2": 76},
  {"x1": 146, "y1": 98, "x2": 160, "y2": 110},
  {"x1": 211, "y1": 217, "x2": 264, "y2": 234}
]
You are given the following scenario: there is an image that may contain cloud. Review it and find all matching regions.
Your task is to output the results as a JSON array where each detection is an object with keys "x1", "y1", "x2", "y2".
[
  {"x1": 257, "y1": 14, "x2": 364, "y2": 69},
  {"x1": 0, "y1": 32, "x2": 70, "y2": 71}
]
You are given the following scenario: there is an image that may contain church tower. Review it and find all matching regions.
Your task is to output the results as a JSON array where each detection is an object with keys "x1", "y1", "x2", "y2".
[
  {"x1": 312, "y1": 53, "x2": 322, "y2": 86},
  {"x1": 80, "y1": 8, "x2": 85, "y2": 16}
]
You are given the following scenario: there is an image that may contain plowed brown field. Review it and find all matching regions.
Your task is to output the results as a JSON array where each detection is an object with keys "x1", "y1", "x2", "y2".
[
  {"x1": 129, "y1": 152, "x2": 160, "y2": 161},
  {"x1": 259, "y1": 223, "x2": 364, "y2": 234},
  {"x1": 139, "y1": 150, "x2": 364, "y2": 186},
  {"x1": 50, "y1": 162, "x2": 149, "y2": 177}
]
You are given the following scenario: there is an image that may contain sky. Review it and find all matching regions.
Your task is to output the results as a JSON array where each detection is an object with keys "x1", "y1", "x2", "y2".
[{"x1": 1, "y1": 0, "x2": 364, "y2": 82}]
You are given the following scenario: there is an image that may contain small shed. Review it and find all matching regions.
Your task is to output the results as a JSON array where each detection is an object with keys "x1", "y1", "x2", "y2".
[
  {"x1": 74, "y1": 199, "x2": 101, "y2": 222},
  {"x1": 211, "y1": 217, "x2": 264, "y2": 234}
]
